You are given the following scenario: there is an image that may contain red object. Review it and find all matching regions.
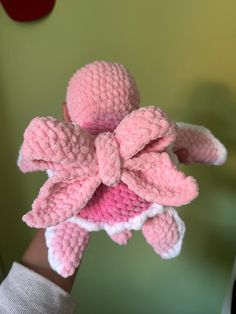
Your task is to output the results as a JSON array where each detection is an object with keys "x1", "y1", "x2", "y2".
[{"x1": 1, "y1": 0, "x2": 56, "y2": 22}]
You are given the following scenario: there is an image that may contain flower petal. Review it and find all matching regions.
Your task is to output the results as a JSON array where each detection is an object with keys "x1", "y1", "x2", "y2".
[
  {"x1": 22, "y1": 174, "x2": 101, "y2": 228},
  {"x1": 20, "y1": 116, "x2": 95, "y2": 172},
  {"x1": 45, "y1": 222, "x2": 90, "y2": 277},
  {"x1": 142, "y1": 207, "x2": 185, "y2": 258},
  {"x1": 122, "y1": 152, "x2": 198, "y2": 206},
  {"x1": 174, "y1": 123, "x2": 227, "y2": 165},
  {"x1": 114, "y1": 106, "x2": 176, "y2": 160}
]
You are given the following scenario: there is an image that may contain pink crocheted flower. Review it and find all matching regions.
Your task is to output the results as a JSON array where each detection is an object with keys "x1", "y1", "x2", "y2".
[
  {"x1": 18, "y1": 61, "x2": 227, "y2": 278},
  {"x1": 18, "y1": 106, "x2": 198, "y2": 228}
]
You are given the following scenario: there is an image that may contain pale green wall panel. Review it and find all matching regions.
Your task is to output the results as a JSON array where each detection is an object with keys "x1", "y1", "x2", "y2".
[{"x1": 0, "y1": 1, "x2": 235, "y2": 313}]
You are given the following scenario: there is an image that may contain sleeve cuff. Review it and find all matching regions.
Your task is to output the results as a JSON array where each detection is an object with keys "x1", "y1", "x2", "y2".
[{"x1": 0, "y1": 262, "x2": 78, "y2": 314}]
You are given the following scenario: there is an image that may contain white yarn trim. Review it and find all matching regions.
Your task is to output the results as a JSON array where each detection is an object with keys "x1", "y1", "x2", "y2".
[
  {"x1": 45, "y1": 227, "x2": 64, "y2": 275},
  {"x1": 159, "y1": 207, "x2": 185, "y2": 259},
  {"x1": 46, "y1": 169, "x2": 54, "y2": 177},
  {"x1": 176, "y1": 122, "x2": 227, "y2": 165},
  {"x1": 68, "y1": 203, "x2": 164, "y2": 236},
  {"x1": 45, "y1": 204, "x2": 164, "y2": 273},
  {"x1": 17, "y1": 146, "x2": 23, "y2": 168}
]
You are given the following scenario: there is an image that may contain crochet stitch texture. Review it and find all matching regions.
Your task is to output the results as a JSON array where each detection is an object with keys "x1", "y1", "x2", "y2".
[{"x1": 18, "y1": 61, "x2": 227, "y2": 277}]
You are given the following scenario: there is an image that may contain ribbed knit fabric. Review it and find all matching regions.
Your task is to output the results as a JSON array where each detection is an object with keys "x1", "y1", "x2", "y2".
[{"x1": 0, "y1": 262, "x2": 77, "y2": 314}]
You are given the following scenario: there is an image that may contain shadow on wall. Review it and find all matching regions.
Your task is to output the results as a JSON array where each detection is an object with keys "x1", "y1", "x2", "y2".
[
  {"x1": 0, "y1": 80, "x2": 31, "y2": 274},
  {"x1": 179, "y1": 82, "x2": 236, "y2": 272}
]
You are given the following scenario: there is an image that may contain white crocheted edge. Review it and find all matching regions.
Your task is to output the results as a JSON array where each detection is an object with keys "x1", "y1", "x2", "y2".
[
  {"x1": 176, "y1": 122, "x2": 227, "y2": 165},
  {"x1": 46, "y1": 169, "x2": 54, "y2": 177},
  {"x1": 68, "y1": 203, "x2": 164, "y2": 236},
  {"x1": 17, "y1": 146, "x2": 23, "y2": 168},
  {"x1": 45, "y1": 206, "x2": 185, "y2": 273},
  {"x1": 45, "y1": 227, "x2": 63, "y2": 275},
  {"x1": 159, "y1": 207, "x2": 185, "y2": 259},
  {"x1": 45, "y1": 203, "x2": 164, "y2": 273}
]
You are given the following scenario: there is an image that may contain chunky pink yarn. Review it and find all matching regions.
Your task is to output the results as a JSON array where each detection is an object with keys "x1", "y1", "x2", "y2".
[
  {"x1": 46, "y1": 221, "x2": 90, "y2": 277},
  {"x1": 66, "y1": 61, "x2": 140, "y2": 133},
  {"x1": 19, "y1": 106, "x2": 198, "y2": 228},
  {"x1": 18, "y1": 61, "x2": 227, "y2": 278},
  {"x1": 142, "y1": 208, "x2": 181, "y2": 256},
  {"x1": 78, "y1": 183, "x2": 150, "y2": 224}
]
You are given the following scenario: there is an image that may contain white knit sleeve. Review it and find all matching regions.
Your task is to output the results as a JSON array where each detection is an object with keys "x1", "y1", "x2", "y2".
[{"x1": 0, "y1": 262, "x2": 78, "y2": 314}]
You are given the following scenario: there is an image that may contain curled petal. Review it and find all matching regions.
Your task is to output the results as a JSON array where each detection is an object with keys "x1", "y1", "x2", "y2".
[
  {"x1": 114, "y1": 106, "x2": 176, "y2": 160},
  {"x1": 122, "y1": 152, "x2": 198, "y2": 206},
  {"x1": 174, "y1": 123, "x2": 227, "y2": 165},
  {"x1": 22, "y1": 174, "x2": 101, "y2": 228},
  {"x1": 17, "y1": 146, "x2": 46, "y2": 173},
  {"x1": 20, "y1": 116, "x2": 95, "y2": 172}
]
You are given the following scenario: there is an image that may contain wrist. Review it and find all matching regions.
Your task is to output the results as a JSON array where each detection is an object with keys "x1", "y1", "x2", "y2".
[{"x1": 21, "y1": 229, "x2": 76, "y2": 292}]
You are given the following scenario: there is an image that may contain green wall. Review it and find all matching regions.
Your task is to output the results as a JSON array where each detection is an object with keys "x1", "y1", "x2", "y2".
[{"x1": 0, "y1": 1, "x2": 235, "y2": 313}]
